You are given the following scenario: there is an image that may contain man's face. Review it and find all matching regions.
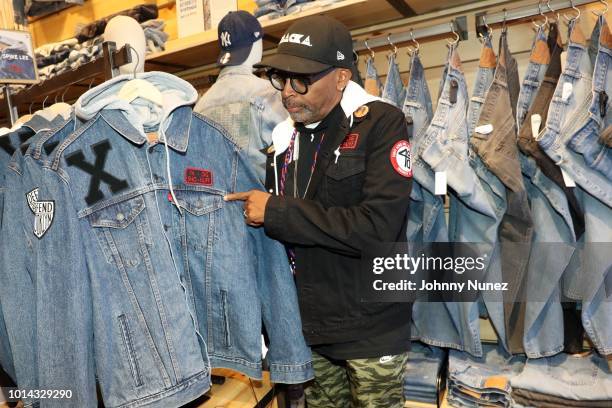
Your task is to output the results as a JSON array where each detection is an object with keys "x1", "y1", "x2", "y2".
[{"x1": 281, "y1": 68, "x2": 349, "y2": 124}]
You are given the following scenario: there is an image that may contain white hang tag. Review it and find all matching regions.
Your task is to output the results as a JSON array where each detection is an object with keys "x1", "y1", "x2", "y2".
[
  {"x1": 560, "y1": 51, "x2": 568, "y2": 72},
  {"x1": 530, "y1": 114, "x2": 542, "y2": 140},
  {"x1": 435, "y1": 171, "x2": 447, "y2": 195},
  {"x1": 561, "y1": 168, "x2": 577, "y2": 187},
  {"x1": 475, "y1": 124, "x2": 494, "y2": 134},
  {"x1": 562, "y1": 82, "x2": 573, "y2": 101}
]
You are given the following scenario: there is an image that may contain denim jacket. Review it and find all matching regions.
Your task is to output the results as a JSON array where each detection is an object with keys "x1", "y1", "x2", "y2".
[
  {"x1": 23, "y1": 72, "x2": 312, "y2": 407},
  {"x1": 194, "y1": 65, "x2": 287, "y2": 183},
  {"x1": 0, "y1": 115, "x2": 68, "y2": 406}
]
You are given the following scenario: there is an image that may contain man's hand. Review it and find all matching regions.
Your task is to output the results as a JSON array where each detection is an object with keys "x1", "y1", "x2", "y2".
[{"x1": 224, "y1": 190, "x2": 271, "y2": 227}]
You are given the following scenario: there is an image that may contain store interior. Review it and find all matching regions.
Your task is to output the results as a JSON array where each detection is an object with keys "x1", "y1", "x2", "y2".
[{"x1": 0, "y1": 0, "x2": 611, "y2": 407}]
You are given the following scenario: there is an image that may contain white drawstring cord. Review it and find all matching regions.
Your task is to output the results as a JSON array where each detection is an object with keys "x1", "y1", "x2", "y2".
[{"x1": 162, "y1": 129, "x2": 183, "y2": 215}]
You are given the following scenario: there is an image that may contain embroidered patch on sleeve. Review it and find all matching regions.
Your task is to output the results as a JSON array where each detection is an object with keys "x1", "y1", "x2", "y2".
[
  {"x1": 339, "y1": 133, "x2": 360, "y2": 150},
  {"x1": 389, "y1": 140, "x2": 413, "y2": 178},
  {"x1": 26, "y1": 188, "x2": 55, "y2": 239},
  {"x1": 185, "y1": 167, "x2": 214, "y2": 186}
]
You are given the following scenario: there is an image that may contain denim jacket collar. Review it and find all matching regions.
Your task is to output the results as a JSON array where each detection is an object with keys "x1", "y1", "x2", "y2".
[
  {"x1": 271, "y1": 80, "x2": 384, "y2": 157},
  {"x1": 76, "y1": 71, "x2": 197, "y2": 152},
  {"x1": 217, "y1": 65, "x2": 257, "y2": 80},
  {"x1": 99, "y1": 105, "x2": 193, "y2": 152}
]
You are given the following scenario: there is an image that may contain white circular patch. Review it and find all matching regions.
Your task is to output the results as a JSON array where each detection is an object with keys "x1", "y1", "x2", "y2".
[{"x1": 390, "y1": 140, "x2": 412, "y2": 178}]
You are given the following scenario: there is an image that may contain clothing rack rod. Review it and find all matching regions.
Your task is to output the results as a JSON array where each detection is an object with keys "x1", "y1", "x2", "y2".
[
  {"x1": 353, "y1": 16, "x2": 468, "y2": 53},
  {"x1": 475, "y1": 0, "x2": 599, "y2": 36}
]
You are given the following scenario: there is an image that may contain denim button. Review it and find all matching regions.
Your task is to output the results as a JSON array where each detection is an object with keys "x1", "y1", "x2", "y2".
[{"x1": 116, "y1": 213, "x2": 125, "y2": 221}]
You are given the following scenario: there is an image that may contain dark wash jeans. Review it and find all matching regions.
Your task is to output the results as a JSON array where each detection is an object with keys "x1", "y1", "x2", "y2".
[{"x1": 471, "y1": 29, "x2": 534, "y2": 354}]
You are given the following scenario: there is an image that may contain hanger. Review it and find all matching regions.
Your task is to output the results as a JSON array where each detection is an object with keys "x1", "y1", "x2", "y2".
[
  {"x1": 387, "y1": 34, "x2": 398, "y2": 58},
  {"x1": 592, "y1": 0, "x2": 609, "y2": 17},
  {"x1": 478, "y1": 15, "x2": 493, "y2": 42},
  {"x1": 533, "y1": 1, "x2": 549, "y2": 30},
  {"x1": 117, "y1": 44, "x2": 163, "y2": 106},
  {"x1": 546, "y1": 0, "x2": 561, "y2": 22},
  {"x1": 447, "y1": 21, "x2": 461, "y2": 47},
  {"x1": 407, "y1": 28, "x2": 420, "y2": 56},
  {"x1": 564, "y1": 0, "x2": 581, "y2": 23},
  {"x1": 61, "y1": 84, "x2": 70, "y2": 103},
  {"x1": 365, "y1": 39, "x2": 375, "y2": 60},
  {"x1": 44, "y1": 87, "x2": 71, "y2": 120}
]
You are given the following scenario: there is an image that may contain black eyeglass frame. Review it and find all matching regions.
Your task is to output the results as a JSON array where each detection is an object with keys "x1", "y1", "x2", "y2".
[{"x1": 266, "y1": 66, "x2": 336, "y2": 94}]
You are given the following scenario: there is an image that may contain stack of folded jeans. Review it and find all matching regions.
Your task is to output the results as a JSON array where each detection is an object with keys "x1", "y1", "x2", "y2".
[
  {"x1": 255, "y1": 0, "x2": 343, "y2": 21},
  {"x1": 142, "y1": 20, "x2": 169, "y2": 54},
  {"x1": 35, "y1": 19, "x2": 168, "y2": 82},
  {"x1": 75, "y1": 3, "x2": 158, "y2": 43},
  {"x1": 447, "y1": 345, "x2": 525, "y2": 407},
  {"x1": 254, "y1": 0, "x2": 284, "y2": 19},
  {"x1": 14, "y1": 0, "x2": 84, "y2": 25},
  {"x1": 510, "y1": 352, "x2": 612, "y2": 408},
  {"x1": 403, "y1": 342, "x2": 446, "y2": 404}
]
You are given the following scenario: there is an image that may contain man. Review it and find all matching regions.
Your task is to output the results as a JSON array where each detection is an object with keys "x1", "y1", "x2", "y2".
[
  {"x1": 225, "y1": 15, "x2": 413, "y2": 407},
  {"x1": 195, "y1": 10, "x2": 286, "y2": 183}
]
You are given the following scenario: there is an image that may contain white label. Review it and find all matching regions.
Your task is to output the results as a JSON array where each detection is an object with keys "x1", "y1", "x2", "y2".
[
  {"x1": 561, "y1": 168, "x2": 576, "y2": 187},
  {"x1": 562, "y1": 82, "x2": 573, "y2": 101},
  {"x1": 530, "y1": 114, "x2": 542, "y2": 140},
  {"x1": 435, "y1": 171, "x2": 447, "y2": 195},
  {"x1": 560, "y1": 51, "x2": 568, "y2": 72},
  {"x1": 475, "y1": 124, "x2": 494, "y2": 134}
]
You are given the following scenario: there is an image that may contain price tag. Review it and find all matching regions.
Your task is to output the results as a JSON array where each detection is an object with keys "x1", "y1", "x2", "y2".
[
  {"x1": 561, "y1": 168, "x2": 576, "y2": 188},
  {"x1": 531, "y1": 114, "x2": 542, "y2": 140},
  {"x1": 435, "y1": 171, "x2": 447, "y2": 195}
]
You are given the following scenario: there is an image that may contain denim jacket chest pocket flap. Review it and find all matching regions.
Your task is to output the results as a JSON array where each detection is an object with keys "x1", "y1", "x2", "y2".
[
  {"x1": 88, "y1": 196, "x2": 146, "y2": 229},
  {"x1": 172, "y1": 191, "x2": 223, "y2": 216},
  {"x1": 87, "y1": 195, "x2": 152, "y2": 266}
]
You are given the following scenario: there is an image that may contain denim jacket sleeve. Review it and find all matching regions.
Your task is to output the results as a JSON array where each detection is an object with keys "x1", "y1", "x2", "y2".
[
  {"x1": 234, "y1": 150, "x2": 314, "y2": 384},
  {"x1": 34, "y1": 165, "x2": 97, "y2": 407},
  {"x1": 264, "y1": 108, "x2": 413, "y2": 257}
]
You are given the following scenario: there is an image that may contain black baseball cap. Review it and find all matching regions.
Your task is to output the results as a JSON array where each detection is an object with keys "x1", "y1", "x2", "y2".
[
  {"x1": 217, "y1": 10, "x2": 263, "y2": 67},
  {"x1": 255, "y1": 15, "x2": 354, "y2": 74}
]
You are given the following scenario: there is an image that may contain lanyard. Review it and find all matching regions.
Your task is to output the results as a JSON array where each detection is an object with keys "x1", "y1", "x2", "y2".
[{"x1": 278, "y1": 129, "x2": 326, "y2": 273}]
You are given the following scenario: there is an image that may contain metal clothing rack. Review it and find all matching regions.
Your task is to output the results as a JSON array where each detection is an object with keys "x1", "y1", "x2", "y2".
[
  {"x1": 352, "y1": 16, "x2": 469, "y2": 53},
  {"x1": 475, "y1": 0, "x2": 601, "y2": 37},
  {"x1": 3, "y1": 41, "x2": 132, "y2": 125}
]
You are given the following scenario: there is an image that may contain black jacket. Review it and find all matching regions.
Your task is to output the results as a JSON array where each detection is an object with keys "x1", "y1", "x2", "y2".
[{"x1": 264, "y1": 99, "x2": 413, "y2": 345}]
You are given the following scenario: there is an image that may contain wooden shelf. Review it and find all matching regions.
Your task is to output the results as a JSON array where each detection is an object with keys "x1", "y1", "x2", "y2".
[
  {"x1": 184, "y1": 368, "x2": 278, "y2": 408},
  {"x1": 145, "y1": 0, "x2": 404, "y2": 74}
]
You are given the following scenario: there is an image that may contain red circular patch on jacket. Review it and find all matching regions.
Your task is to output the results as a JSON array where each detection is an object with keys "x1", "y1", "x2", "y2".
[{"x1": 390, "y1": 140, "x2": 412, "y2": 178}]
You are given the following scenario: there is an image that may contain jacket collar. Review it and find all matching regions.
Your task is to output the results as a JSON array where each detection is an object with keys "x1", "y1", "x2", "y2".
[
  {"x1": 271, "y1": 80, "x2": 382, "y2": 157},
  {"x1": 76, "y1": 71, "x2": 197, "y2": 153},
  {"x1": 218, "y1": 65, "x2": 257, "y2": 79},
  {"x1": 100, "y1": 105, "x2": 193, "y2": 153}
]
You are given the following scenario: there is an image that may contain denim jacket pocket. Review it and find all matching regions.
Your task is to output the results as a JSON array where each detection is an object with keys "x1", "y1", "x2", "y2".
[
  {"x1": 88, "y1": 195, "x2": 150, "y2": 266},
  {"x1": 324, "y1": 153, "x2": 366, "y2": 206},
  {"x1": 175, "y1": 191, "x2": 223, "y2": 217}
]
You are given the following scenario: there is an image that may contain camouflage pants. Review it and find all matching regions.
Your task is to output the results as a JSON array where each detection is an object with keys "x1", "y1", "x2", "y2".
[{"x1": 304, "y1": 351, "x2": 408, "y2": 408}]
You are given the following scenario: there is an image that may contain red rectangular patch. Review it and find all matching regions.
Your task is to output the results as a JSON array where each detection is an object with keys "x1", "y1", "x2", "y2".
[
  {"x1": 340, "y1": 133, "x2": 359, "y2": 150},
  {"x1": 184, "y1": 167, "x2": 213, "y2": 186}
]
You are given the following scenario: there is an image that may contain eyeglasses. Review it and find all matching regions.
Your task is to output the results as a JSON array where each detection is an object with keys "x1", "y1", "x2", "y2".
[{"x1": 267, "y1": 67, "x2": 336, "y2": 94}]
